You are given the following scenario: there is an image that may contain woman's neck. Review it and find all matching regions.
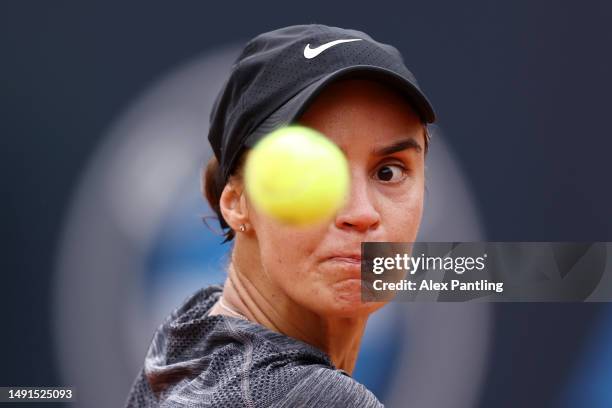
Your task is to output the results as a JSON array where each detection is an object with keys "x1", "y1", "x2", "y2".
[{"x1": 220, "y1": 241, "x2": 369, "y2": 374}]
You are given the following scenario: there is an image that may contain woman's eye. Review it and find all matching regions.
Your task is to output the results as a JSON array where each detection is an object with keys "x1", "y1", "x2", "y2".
[{"x1": 375, "y1": 164, "x2": 407, "y2": 183}]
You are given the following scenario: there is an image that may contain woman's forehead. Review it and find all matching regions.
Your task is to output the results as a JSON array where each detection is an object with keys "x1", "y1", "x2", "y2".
[{"x1": 297, "y1": 79, "x2": 423, "y2": 150}]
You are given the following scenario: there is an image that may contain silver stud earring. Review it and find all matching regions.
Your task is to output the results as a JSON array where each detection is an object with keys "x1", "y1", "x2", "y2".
[{"x1": 239, "y1": 224, "x2": 247, "y2": 232}]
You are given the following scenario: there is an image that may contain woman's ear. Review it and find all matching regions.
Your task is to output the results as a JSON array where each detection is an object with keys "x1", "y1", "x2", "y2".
[{"x1": 219, "y1": 178, "x2": 250, "y2": 232}]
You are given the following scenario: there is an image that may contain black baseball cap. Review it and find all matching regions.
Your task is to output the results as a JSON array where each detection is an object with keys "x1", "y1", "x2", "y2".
[{"x1": 207, "y1": 24, "x2": 436, "y2": 227}]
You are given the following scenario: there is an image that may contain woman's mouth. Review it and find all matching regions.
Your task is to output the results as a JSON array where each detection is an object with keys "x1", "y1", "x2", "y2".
[
  {"x1": 329, "y1": 256, "x2": 361, "y2": 264},
  {"x1": 325, "y1": 251, "x2": 361, "y2": 263},
  {"x1": 326, "y1": 255, "x2": 363, "y2": 275}
]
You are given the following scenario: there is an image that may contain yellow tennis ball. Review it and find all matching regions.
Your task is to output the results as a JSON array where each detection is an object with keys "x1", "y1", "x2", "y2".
[{"x1": 244, "y1": 125, "x2": 349, "y2": 226}]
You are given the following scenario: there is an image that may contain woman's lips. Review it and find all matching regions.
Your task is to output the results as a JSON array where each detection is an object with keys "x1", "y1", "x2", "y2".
[
  {"x1": 325, "y1": 251, "x2": 361, "y2": 263},
  {"x1": 326, "y1": 256, "x2": 363, "y2": 275},
  {"x1": 329, "y1": 256, "x2": 361, "y2": 264}
]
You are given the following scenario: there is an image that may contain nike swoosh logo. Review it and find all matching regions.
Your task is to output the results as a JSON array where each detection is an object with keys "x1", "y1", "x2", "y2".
[{"x1": 303, "y1": 39, "x2": 362, "y2": 59}]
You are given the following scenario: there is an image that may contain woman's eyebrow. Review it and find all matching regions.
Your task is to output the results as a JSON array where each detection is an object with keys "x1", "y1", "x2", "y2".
[{"x1": 371, "y1": 138, "x2": 423, "y2": 156}]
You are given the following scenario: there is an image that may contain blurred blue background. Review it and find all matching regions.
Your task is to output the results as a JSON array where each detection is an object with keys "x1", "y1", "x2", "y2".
[{"x1": 1, "y1": 1, "x2": 611, "y2": 407}]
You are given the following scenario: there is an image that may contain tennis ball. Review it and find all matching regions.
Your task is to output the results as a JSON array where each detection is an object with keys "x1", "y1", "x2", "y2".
[{"x1": 244, "y1": 125, "x2": 349, "y2": 226}]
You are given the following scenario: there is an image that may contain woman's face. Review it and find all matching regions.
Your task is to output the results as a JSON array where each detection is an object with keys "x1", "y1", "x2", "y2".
[{"x1": 244, "y1": 79, "x2": 426, "y2": 317}]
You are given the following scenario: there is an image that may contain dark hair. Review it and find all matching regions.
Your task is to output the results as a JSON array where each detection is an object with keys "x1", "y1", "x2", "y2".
[{"x1": 202, "y1": 126, "x2": 430, "y2": 243}]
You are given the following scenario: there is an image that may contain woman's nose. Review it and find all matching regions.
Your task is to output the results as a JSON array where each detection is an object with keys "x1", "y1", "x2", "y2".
[{"x1": 334, "y1": 173, "x2": 380, "y2": 232}]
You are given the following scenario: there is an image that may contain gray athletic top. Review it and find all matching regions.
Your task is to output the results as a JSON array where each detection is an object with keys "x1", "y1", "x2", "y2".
[{"x1": 124, "y1": 284, "x2": 384, "y2": 407}]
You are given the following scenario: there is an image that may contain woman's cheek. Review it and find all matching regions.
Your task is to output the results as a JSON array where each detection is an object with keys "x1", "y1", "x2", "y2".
[
  {"x1": 265, "y1": 233, "x2": 315, "y2": 275},
  {"x1": 406, "y1": 197, "x2": 424, "y2": 240},
  {"x1": 385, "y1": 189, "x2": 424, "y2": 241}
]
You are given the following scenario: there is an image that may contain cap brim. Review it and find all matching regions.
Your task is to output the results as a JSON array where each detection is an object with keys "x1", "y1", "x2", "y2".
[{"x1": 244, "y1": 65, "x2": 436, "y2": 147}]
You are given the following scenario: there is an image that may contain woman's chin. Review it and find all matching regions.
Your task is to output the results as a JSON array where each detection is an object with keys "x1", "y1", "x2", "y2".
[{"x1": 325, "y1": 279, "x2": 384, "y2": 316}]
